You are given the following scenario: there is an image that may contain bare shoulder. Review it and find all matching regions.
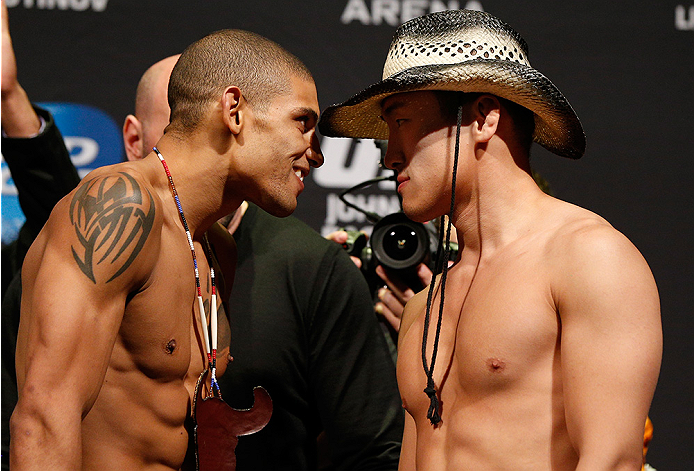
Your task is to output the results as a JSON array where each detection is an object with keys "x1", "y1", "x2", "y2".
[
  {"x1": 544, "y1": 203, "x2": 659, "y2": 316},
  {"x1": 546, "y1": 204, "x2": 649, "y2": 272},
  {"x1": 35, "y1": 163, "x2": 163, "y2": 289}
]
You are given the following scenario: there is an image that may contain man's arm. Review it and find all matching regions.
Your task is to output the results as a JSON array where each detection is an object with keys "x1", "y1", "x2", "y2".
[
  {"x1": 555, "y1": 224, "x2": 662, "y2": 470},
  {"x1": 1, "y1": 0, "x2": 39, "y2": 137},
  {"x1": 10, "y1": 171, "x2": 159, "y2": 470},
  {"x1": 1, "y1": 0, "x2": 81, "y2": 278},
  {"x1": 308, "y1": 245, "x2": 404, "y2": 470},
  {"x1": 2, "y1": 107, "x2": 80, "y2": 233},
  {"x1": 398, "y1": 412, "x2": 417, "y2": 471},
  {"x1": 394, "y1": 284, "x2": 433, "y2": 471}
]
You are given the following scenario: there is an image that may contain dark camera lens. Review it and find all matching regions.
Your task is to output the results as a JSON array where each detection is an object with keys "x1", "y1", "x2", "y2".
[
  {"x1": 383, "y1": 226, "x2": 419, "y2": 261},
  {"x1": 371, "y1": 213, "x2": 429, "y2": 271}
]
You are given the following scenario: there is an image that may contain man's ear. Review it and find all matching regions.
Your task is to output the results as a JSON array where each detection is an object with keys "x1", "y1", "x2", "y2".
[
  {"x1": 221, "y1": 86, "x2": 244, "y2": 135},
  {"x1": 123, "y1": 114, "x2": 144, "y2": 161},
  {"x1": 472, "y1": 95, "x2": 501, "y2": 144}
]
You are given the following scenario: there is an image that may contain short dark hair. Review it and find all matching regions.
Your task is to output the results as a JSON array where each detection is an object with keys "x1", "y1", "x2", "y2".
[
  {"x1": 167, "y1": 29, "x2": 313, "y2": 133},
  {"x1": 433, "y1": 91, "x2": 535, "y2": 152}
]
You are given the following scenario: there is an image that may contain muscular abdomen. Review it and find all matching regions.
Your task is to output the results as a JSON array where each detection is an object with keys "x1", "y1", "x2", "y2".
[{"x1": 81, "y1": 371, "x2": 191, "y2": 470}]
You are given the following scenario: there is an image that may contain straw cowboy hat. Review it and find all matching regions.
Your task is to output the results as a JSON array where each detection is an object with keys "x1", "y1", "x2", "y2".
[{"x1": 319, "y1": 9, "x2": 586, "y2": 159}]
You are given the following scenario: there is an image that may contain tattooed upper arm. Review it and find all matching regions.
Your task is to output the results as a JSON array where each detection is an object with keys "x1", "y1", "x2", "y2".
[{"x1": 68, "y1": 172, "x2": 156, "y2": 284}]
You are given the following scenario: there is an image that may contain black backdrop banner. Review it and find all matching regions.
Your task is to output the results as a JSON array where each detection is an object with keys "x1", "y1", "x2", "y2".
[{"x1": 2, "y1": 1, "x2": 693, "y2": 469}]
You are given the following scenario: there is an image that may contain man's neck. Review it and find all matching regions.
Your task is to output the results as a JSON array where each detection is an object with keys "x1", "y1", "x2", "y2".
[
  {"x1": 147, "y1": 135, "x2": 244, "y2": 240},
  {"x1": 452, "y1": 153, "x2": 548, "y2": 257}
]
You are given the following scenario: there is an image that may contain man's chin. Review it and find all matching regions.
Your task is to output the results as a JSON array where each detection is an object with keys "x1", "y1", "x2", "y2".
[
  {"x1": 255, "y1": 198, "x2": 296, "y2": 218},
  {"x1": 402, "y1": 205, "x2": 439, "y2": 224},
  {"x1": 269, "y1": 208, "x2": 295, "y2": 218}
]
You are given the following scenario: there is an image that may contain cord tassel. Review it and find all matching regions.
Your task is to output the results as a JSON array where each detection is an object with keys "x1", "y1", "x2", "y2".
[{"x1": 424, "y1": 381, "x2": 441, "y2": 425}]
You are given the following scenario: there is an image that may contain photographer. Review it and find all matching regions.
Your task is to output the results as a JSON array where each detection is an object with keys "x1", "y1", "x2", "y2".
[{"x1": 328, "y1": 141, "x2": 458, "y2": 335}]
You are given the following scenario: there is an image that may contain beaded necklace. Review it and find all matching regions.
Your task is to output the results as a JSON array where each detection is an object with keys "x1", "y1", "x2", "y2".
[{"x1": 153, "y1": 146, "x2": 220, "y2": 395}]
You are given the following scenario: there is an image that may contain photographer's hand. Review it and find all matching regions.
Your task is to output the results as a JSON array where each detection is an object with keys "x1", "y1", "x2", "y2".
[
  {"x1": 326, "y1": 230, "x2": 365, "y2": 269},
  {"x1": 374, "y1": 263, "x2": 433, "y2": 332}
]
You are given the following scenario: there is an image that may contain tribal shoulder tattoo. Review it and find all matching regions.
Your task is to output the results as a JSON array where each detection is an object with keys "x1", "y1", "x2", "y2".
[{"x1": 69, "y1": 172, "x2": 156, "y2": 284}]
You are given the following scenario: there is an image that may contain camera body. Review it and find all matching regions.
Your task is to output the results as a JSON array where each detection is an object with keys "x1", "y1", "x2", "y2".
[{"x1": 343, "y1": 213, "x2": 457, "y2": 295}]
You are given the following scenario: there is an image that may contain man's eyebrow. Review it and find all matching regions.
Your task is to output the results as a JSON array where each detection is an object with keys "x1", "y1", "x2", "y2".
[
  {"x1": 294, "y1": 107, "x2": 319, "y2": 122},
  {"x1": 381, "y1": 99, "x2": 408, "y2": 119}
]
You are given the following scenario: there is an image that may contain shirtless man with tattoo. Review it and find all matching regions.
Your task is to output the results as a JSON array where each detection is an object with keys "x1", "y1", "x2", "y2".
[
  {"x1": 319, "y1": 10, "x2": 661, "y2": 470},
  {"x1": 11, "y1": 29, "x2": 322, "y2": 470}
]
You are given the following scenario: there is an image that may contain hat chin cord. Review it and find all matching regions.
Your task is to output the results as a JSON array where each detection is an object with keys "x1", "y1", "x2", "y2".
[{"x1": 421, "y1": 103, "x2": 462, "y2": 426}]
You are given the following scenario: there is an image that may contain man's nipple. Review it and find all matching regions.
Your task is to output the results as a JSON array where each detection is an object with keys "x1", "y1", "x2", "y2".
[
  {"x1": 486, "y1": 357, "x2": 506, "y2": 372},
  {"x1": 164, "y1": 339, "x2": 177, "y2": 354}
]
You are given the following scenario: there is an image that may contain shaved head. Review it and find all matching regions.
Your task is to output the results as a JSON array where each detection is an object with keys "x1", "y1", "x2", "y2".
[
  {"x1": 134, "y1": 54, "x2": 180, "y2": 153},
  {"x1": 167, "y1": 29, "x2": 313, "y2": 133}
]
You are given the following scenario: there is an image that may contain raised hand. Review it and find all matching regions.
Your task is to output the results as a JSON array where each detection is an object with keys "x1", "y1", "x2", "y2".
[{"x1": 1, "y1": 0, "x2": 41, "y2": 137}]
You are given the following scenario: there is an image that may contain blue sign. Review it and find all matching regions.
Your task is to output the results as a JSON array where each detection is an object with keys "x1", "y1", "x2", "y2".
[{"x1": 1, "y1": 102, "x2": 124, "y2": 244}]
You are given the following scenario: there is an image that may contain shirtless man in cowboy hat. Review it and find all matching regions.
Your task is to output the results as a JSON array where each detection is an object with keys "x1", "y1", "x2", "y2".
[
  {"x1": 319, "y1": 9, "x2": 661, "y2": 470},
  {"x1": 11, "y1": 30, "x2": 322, "y2": 470}
]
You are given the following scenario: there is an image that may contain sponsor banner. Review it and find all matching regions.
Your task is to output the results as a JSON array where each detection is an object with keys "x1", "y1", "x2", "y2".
[
  {"x1": 5, "y1": 0, "x2": 109, "y2": 11},
  {"x1": 314, "y1": 137, "x2": 400, "y2": 236},
  {"x1": 675, "y1": 4, "x2": 694, "y2": 30},
  {"x1": 1, "y1": 102, "x2": 123, "y2": 244},
  {"x1": 340, "y1": 0, "x2": 483, "y2": 25}
]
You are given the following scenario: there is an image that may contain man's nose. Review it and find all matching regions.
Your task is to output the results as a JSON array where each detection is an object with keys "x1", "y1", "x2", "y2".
[
  {"x1": 383, "y1": 138, "x2": 402, "y2": 171},
  {"x1": 307, "y1": 132, "x2": 323, "y2": 168}
]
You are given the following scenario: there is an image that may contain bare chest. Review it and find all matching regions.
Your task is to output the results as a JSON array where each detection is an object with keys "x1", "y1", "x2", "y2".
[
  {"x1": 114, "y1": 238, "x2": 231, "y2": 385},
  {"x1": 398, "y1": 253, "x2": 560, "y2": 416}
]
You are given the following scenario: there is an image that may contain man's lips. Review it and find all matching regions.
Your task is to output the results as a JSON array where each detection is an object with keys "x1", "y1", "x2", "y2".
[
  {"x1": 397, "y1": 175, "x2": 409, "y2": 192},
  {"x1": 293, "y1": 167, "x2": 308, "y2": 193}
]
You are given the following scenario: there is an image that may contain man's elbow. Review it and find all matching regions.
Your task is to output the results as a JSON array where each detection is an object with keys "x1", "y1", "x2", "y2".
[
  {"x1": 9, "y1": 401, "x2": 45, "y2": 464},
  {"x1": 9, "y1": 394, "x2": 76, "y2": 464}
]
